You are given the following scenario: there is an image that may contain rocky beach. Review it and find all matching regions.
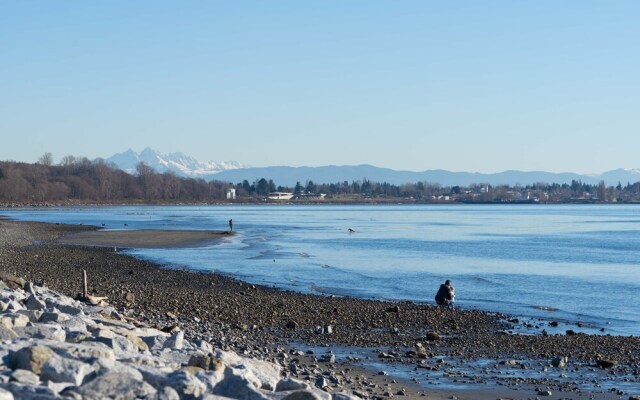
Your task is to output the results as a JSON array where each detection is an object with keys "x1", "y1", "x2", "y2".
[{"x1": 1, "y1": 218, "x2": 639, "y2": 399}]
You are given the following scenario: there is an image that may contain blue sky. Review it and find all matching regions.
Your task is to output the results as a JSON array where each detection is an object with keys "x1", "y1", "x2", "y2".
[{"x1": 1, "y1": 1, "x2": 638, "y2": 173}]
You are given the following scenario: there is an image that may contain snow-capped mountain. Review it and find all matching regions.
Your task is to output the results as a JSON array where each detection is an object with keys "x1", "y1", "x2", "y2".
[{"x1": 104, "y1": 148, "x2": 245, "y2": 178}]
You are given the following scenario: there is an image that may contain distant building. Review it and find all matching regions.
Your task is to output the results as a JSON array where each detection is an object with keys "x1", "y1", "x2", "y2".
[
  {"x1": 226, "y1": 188, "x2": 236, "y2": 200},
  {"x1": 268, "y1": 192, "x2": 294, "y2": 200}
]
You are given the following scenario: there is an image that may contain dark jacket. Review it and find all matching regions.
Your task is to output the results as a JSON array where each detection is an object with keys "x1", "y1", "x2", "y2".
[{"x1": 435, "y1": 284, "x2": 454, "y2": 306}]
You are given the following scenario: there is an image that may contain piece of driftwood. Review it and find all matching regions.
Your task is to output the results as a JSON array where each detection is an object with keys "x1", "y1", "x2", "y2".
[
  {"x1": 80, "y1": 269, "x2": 108, "y2": 306},
  {"x1": 85, "y1": 295, "x2": 109, "y2": 306},
  {"x1": 82, "y1": 270, "x2": 88, "y2": 299}
]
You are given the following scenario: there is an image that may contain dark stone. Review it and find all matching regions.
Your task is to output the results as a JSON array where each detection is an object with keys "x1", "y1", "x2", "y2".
[
  {"x1": 425, "y1": 332, "x2": 441, "y2": 341},
  {"x1": 286, "y1": 320, "x2": 298, "y2": 329},
  {"x1": 596, "y1": 359, "x2": 617, "y2": 369}
]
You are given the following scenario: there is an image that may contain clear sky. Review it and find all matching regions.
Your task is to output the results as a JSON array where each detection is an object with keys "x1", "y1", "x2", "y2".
[{"x1": 1, "y1": 1, "x2": 638, "y2": 173}]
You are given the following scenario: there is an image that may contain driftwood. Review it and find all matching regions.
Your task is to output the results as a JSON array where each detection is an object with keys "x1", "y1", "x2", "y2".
[
  {"x1": 85, "y1": 295, "x2": 109, "y2": 306},
  {"x1": 80, "y1": 269, "x2": 109, "y2": 306}
]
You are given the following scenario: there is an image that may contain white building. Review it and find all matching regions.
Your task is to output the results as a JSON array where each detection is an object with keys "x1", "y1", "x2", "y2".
[
  {"x1": 226, "y1": 188, "x2": 236, "y2": 200},
  {"x1": 268, "y1": 192, "x2": 294, "y2": 200}
]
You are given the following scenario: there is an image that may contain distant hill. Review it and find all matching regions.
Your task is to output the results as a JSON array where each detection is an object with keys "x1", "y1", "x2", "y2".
[
  {"x1": 103, "y1": 148, "x2": 640, "y2": 187},
  {"x1": 213, "y1": 165, "x2": 603, "y2": 187}
]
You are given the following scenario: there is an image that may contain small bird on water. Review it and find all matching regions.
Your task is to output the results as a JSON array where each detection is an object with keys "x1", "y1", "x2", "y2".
[{"x1": 348, "y1": 228, "x2": 355, "y2": 233}]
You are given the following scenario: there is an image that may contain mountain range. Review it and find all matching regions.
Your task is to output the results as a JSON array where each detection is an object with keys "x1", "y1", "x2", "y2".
[
  {"x1": 105, "y1": 148, "x2": 245, "y2": 179},
  {"x1": 104, "y1": 148, "x2": 640, "y2": 187}
]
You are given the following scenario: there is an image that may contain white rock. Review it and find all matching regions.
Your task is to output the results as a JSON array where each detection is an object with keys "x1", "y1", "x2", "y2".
[
  {"x1": 195, "y1": 368, "x2": 225, "y2": 393},
  {"x1": 59, "y1": 317, "x2": 88, "y2": 333},
  {"x1": 141, "y1": 334, "x2": 168, "y2": 352},
  {"x1": 166, "y1": 370, "x2": 207, "y2": 399},
  {"x1": 212, "y1": 366, "x2": 270, "y2": 400},
  {"x1": 195, "y1": 339, "x2": 214, "y2": 353},
  {"x1": 157, "y1": 349, "x2": 191, "y2": 369},
  {"x1": 41, "y1": 356, "x2": 93, "y2": 386},
  {"x1": 15, "y1": 324, "x2": 66, "y2": 342},
  {"x1": 96, "y1": 360, "x2": 144, "y2": 381},
  {"x1": 94, "y1": 334, "x2": 139, "y2": 356},
  {"x1": 158, "y1": 386, "x2": 181, "y2": 400},
  {"x1": 136, "y1": 365, "x2": 173, "y2": 389},
  {"x1": 0, "y1": 325, "x2": 18, "y2": 340},
  {"x1": 0, "y1": 387, "x2": 13, "y2": 400},
  {"x1": 15, "y1": 310, "x2": 42, "y2": 323},
  {"x1": 68, "y1": 371, "x2": 157, "y2": 399},
  {"x1": 123, "y1": 333, "x2": 149, "y2": 352},
  {"x1": 1, "y1": 313, "x2": 30, "y2": 328},
  {"x1": 6, "y1": 300, "x2": 24, "y2": 312},
  {"x1": 93, "y1": 317, "x2": 135, "y2": 330},
  {"x1": 121, "y1": 354, "x2": 166, "y2": 369},
  {"x1": 281, "y1": 391, "x2": 332, "y2": 400},
  {"x1": 132, "y1": 327, "x2": 168, "y2": 337},
  {"x1": 163, "y1": 331, "x2": 184, "y2": 350},
  {"x1": 3, "y1": 382, "x2": 57, "y2": 399},
  {"x1": 215, "y1": 351, "x2": 282, "y2": 391},
  {"x1": 10, "y1": 369, "x2": 40, "y2": 385},
  {"x1": 332, "y1": 393, "x2": 360, "y2": 400},
  {"x1": 8, "y1": 345, "x2": 56, "y2": 374},
  {"x1": 45, "y1": 380, "x2": 74, "y2": 394},
  {"x1": 49, "y1": 341, "x2": 116, "y2": 366},
  {"x1": 276, "y1": 378, "x2": 310, "y2": 392},
  {"x1": 95, "y1": 328, "x2": 115, "y2": 338}
]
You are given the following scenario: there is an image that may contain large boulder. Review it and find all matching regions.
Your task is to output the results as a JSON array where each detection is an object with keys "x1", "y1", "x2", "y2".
[
  {"x1": 14, "y1": 324, "x2": 66, "y2": 342},
  {"x1": 8, "y1": 345, "x2": 56, "y2": 374},
  {"x1": 212, "y1": 366, "x2": 270, "y2": 400},
  {"x1": 163, "y1": 331, "x2": 184, "y2": 350},
  {"x1": 40, "y1": 356, "x2": 93, "y2": 386},
  {"x1": 217, "y1": 350, "x2": 281, "y2": 391},
  {"x1": 165, "y1": 370, "x2": 207, "y2": 399},
  {"x1": 10, "y1": 369, "x2": 40, "y2": 385},
  {"x1": 24, "y1": 294, "x2": 45, "y2": 311},
  {"x1": 48, "y1": 341, "x2": 116, "y2": 366},
  {"x1": 0, "y1": 325, "x2": 18, "y2": 340},
  {"x1": 93, "y1": 334, "x2": 139, "y2": 356},
  {"x1": 68, "y1": 372, "x2": 157, "y2": 400}
]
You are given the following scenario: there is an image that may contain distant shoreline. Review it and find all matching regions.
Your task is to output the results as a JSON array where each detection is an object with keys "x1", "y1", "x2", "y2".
[{"x1": 2, "y1": 199, "x2": 638, "y2": 209}]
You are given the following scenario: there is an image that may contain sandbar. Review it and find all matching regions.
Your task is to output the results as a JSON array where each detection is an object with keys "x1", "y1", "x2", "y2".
[{"x1": 56, "y1": 229, "x2": 231, "y2": 248}]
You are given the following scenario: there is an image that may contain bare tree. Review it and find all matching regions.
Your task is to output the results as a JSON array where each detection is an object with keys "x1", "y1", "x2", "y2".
[
  {"x1": 38, "y1": 152, "x2": 54, "y2": 166},
  {"x1": 59, "y1": 155, "x2": 77, "y2": 166}
]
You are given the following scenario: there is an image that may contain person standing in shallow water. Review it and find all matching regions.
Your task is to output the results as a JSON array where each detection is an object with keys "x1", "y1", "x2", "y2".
[
  {"x1": 228, "y1": 219, "x2": 233, "y2": 232},
  {"x1": 435, "y1": 279, "x2": 455, "y2": 307}
]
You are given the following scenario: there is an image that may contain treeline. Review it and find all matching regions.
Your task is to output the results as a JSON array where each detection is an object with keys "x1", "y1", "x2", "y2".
[
  {"x1": 0, "y1": 157, "x2": 231, "y2": 203},
  {"x1": 232, "y1": 177, "x2": 640, "y2": 203},
  {"x1": 2, "y1": 156, "x2": 640, "y2": 204}
]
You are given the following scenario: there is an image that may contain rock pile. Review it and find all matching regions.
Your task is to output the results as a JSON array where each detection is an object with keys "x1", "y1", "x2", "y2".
[{"x1": 0, "y1": 279, "x2": 354, "y2": 399}]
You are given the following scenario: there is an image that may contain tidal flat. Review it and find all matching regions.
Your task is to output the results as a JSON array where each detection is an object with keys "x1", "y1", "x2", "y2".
[{"x1": 1, "y1": 218, "x2": 638, "y2": 399}]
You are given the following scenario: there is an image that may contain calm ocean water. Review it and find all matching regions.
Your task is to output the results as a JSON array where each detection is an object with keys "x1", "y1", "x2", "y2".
[{"x1": 4, "y1": 204, "x2": 640, "y2": 336}]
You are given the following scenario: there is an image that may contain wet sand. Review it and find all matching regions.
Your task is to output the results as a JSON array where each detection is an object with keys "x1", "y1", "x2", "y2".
[
  {"x1": 1, "y1": 218, "x2": 639, "y2": 399},
  {"x1": 56, "y1": 229, "x2": 231, "y2": 248}
]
